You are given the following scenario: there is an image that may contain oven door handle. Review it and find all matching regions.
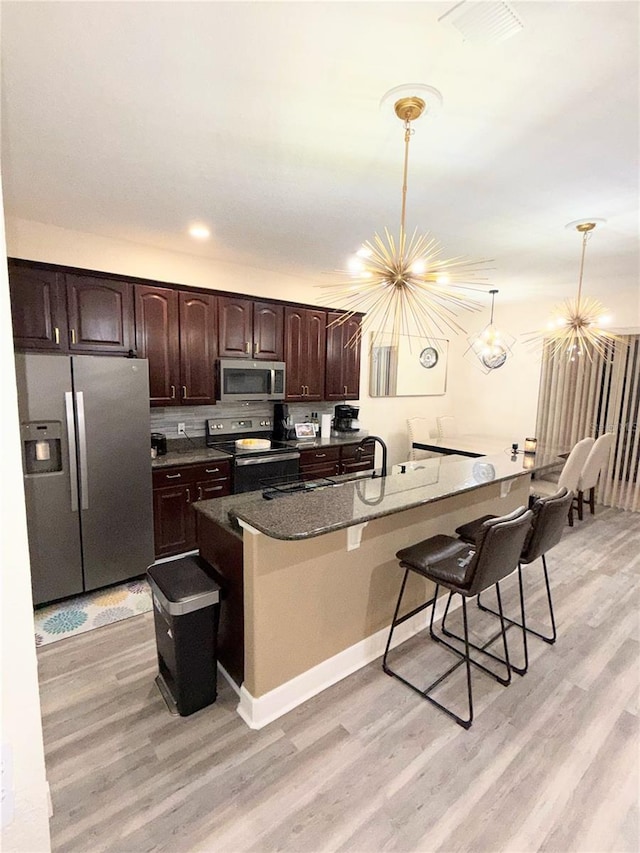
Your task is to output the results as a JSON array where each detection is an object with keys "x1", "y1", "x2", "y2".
[{"x1": 235, "y1": 451, "x2": 300, "y2": 466}]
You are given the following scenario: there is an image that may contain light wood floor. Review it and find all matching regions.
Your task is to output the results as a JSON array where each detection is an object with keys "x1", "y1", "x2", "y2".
[{"x1": 37, "y1": 507, "x2": 639, "y2": 853}]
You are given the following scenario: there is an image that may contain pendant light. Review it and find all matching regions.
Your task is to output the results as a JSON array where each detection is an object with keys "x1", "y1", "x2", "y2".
[{"x1": 321, "y1": 84, "x2": 491, "y2": 348}]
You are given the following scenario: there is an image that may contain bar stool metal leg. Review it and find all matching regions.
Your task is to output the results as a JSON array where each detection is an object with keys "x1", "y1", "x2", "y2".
[
  {"x1": 477, "y1": 555, "x2": 556, "y2": 645},
  {"x1": 440, "y1": 579, "x2": 520, "y2": 679},
  {"x1": 383, "y1": 582, "x2": 475, "y2": 728}
]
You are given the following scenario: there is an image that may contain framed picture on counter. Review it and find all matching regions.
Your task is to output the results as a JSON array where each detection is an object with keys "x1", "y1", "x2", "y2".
[{"x1": 294, "y1": 422, "x2": 315, "y2": 439}]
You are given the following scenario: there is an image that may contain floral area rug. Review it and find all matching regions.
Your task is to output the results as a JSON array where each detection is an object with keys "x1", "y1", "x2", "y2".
[{"x1": 34, "y1": 577, "x2": 152, "y2": 647}]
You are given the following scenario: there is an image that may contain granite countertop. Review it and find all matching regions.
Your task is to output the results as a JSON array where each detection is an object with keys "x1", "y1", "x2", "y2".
[
  {"x1": 152, "y1": 439, "x2": 232, "y2": 468},
  {"x1": 284, "y1": 430, "x2": 369, "y2": 450},
  {"x1": 194, "y1": 449, "x2": 561, "y2": 542},
  {"x1": 151, "y1": 432, "x2": 369, "y2": 468}
]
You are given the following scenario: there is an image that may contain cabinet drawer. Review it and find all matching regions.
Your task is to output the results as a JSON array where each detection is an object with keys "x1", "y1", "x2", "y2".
[
  {"x1": 300, "y1": 461, "x2": 340, "y2": 481},
  {"x1": 299, "y1": 446, "x2": 341, "y2": 467},
  {"x1": 196, "y1": 479, "x2": 232, "y2": 500},
  {"x1": 188, "y1": 460, "x2": 231, "y2": 482},
  {"x1": 341, "y1": 440, "x2": 374, "y2": 461},
  {"x1": 152, "y1": 459, "x2": 231, "y2": 489},
  {"x1": 341, "y1": 459, "x2": 374, "y2": 475},
  {"x1": 152, "y1": 466, "x2": 198, "y2": 488}
]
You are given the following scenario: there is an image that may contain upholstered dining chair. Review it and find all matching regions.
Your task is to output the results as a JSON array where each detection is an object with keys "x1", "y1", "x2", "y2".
[
  {"x1": 530, "y1": 436, "x2": 594, "y2": 526},
  {"x1": 575, "y1": 432, "x2": 615, "y2": 520},
  {"x1": 436, "y1": 415, "x2": 458, "y2": 439},
  {"x1": 407, "y1": 417, "x2": 435, "y2": 460},
  {"x1": 383, "y1": 505, "x2": 532, "y2": 729}
]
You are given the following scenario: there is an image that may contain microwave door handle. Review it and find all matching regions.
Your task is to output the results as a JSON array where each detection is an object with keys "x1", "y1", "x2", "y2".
[
  {"x1": 64, "y1": 391, "x2": 79, "y2": 513},
  {"x1": 271, "y1": 368, "x2": 275, "y2": 394},
  {"x1": 75, "y1": 391, "x2": 90, "y2": 510}
]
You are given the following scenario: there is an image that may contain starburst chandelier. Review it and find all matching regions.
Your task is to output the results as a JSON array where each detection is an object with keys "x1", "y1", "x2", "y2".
[
  {"x1": 464, "y1": 288, "x2": 515, "y2": 373},
  {"x1": 322, "y1": 85, "x2": 492, "y2": 348},
  {"x1": 528, "y1": 220, "x2": 619, "y2": 363}
]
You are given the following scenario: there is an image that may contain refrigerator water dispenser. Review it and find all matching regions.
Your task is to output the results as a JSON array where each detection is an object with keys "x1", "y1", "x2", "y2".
[{"x1": 21, "y1": 422, "x2": 63, "y2": 475}]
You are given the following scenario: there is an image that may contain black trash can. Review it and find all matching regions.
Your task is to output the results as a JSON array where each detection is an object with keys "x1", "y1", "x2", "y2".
[{"x1": 147, "y1": 556, "x2": 221, "y2": 717}]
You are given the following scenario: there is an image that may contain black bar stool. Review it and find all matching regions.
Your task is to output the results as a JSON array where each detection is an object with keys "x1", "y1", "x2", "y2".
[
  {"x1": 455, "y1": 487, "x2": 572, "y2": 675},
  {"x1": 382, "y1": 506, "x2": 532, "y2": 729}
]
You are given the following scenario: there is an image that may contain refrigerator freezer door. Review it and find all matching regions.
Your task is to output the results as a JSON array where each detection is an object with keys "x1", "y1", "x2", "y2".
[
  {"x1": 14, "y1": 354, "x2": 84, "y2": 605},
  {"x1": 72, "y1": 356, "x2": 154, "y2": 590}
]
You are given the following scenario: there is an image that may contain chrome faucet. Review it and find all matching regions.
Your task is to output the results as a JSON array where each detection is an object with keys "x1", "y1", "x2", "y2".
[{"x1": 356, "y1": 435, "x2": 388, "y2": 479}]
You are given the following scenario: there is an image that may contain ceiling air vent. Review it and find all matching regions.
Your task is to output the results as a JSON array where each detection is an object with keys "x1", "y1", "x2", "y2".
[{"x1": 438, "y1": 1, "x2": 524, "y2": 44}]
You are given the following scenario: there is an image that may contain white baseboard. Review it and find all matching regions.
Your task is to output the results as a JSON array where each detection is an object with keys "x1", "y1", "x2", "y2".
[
  {"x1": 236, "y1": 592, "x2": 459, "y2": 730},
  {"x1": 217, "y1": 660, "x2": 241, "y2": 697}
]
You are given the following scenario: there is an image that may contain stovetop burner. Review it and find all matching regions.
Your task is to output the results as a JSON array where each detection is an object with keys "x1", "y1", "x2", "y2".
[
  {"x1": 205, "y1": 415, "x2": 294, "y2": 457},
  {"x1": 208, "y1": 438, "x2": 295, "y2": 457}
]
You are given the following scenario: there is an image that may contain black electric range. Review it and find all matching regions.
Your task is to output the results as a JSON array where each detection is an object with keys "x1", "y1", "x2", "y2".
[{"x1": 205, "y1": 417, "x2": 300, "y2": 494}]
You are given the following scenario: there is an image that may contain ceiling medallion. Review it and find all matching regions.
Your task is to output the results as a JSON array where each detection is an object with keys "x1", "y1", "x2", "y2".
[
  {"x1": 527, "y1": 220, "x2": 619, "y2": 363},
  {"x1": 321, "y1": 85, "x2": 492, "y2": 348}
]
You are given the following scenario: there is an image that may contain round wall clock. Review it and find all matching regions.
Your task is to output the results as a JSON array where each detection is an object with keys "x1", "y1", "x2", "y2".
[{"x1": 419, "y1": 347, "x2": 439, "y2": 369}]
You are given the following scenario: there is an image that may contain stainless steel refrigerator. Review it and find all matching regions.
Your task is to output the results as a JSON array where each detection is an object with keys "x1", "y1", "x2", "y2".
[{"x1": 15, "y1": 353, "x2": 154, "y2": 605}]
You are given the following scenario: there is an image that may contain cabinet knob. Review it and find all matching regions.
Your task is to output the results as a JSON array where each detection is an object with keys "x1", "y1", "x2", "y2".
[
  {"x1": 165, "y1": 473, "x2": 181, "y2": 479},
  {"x1": 70, "y1": 328, "x2": 76, "y2": 345},
  {"x1": 245, "y1": 341, "x2": 251, "y2": 354},
  {"x1": 186, "y1": 488, "x2": 191, "y2": 503},
  {"x1": 54, "y1": 326, "x2": 60, "y2": 344},
  {"x1": 170, "y1": 385, "x2": 176, "y2": 399},
  {"x1": 205, "y1": 468, "x2": 220, "y2": 474},
  {"x1": 182, "y1": 385, "x2": 187, "y2": 399},
  {"x1": 198, "y1": 486, "x2": 203, "y2": 500},
  {"x1": 344, "y1": 385, "x2": 348, "y2": 396}
]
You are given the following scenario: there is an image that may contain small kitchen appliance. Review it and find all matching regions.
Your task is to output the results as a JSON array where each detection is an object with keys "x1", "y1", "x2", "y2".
[
  {"x1": 272, "y1": 402, "x2": 294, "y2": 441},
  {"x1": 205, "y1": 417, "x2": 300, "y2": 493},
  {"x1": 334, "y1": 404, "x2": 360, "y2": 433},
  {"x1": 151, "y1": 432, "x2": 167, "y2": 456},
  {"x1": 217, "y1": 358, "x2": 286, "y2": 403}
]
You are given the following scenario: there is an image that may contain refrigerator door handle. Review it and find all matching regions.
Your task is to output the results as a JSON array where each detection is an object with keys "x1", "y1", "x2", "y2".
[
  {"x1": 64, "y1": 391, "x2": 79, "y2": 513},
  {"x1": 75, "y1": 391, "x2": 90, "y2": 510}
]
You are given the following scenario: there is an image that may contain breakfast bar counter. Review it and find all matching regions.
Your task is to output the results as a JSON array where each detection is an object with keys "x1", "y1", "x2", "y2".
[{"x1": 193, "y1": 451, "x2": 556, "y2": 729}]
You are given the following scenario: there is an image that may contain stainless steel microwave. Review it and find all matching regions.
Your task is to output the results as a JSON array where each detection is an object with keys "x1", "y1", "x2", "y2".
[{"x1": 217, "y1": 358, "x2": 286, "y2": 402}]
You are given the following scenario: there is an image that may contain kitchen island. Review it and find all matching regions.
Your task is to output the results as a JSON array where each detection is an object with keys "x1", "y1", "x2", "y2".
[{"x1": 194, "y1": 450, "x2": 557, "y2": 729}]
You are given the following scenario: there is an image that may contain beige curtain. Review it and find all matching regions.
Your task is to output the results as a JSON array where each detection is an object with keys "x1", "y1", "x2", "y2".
[{"x1": 535, "y1": 335, "x2": 639, "y2": 512}]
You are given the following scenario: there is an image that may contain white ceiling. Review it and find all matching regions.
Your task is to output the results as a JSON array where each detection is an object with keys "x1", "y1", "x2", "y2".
[{"x1": 1, "y1": 1, "x2": 639, "y2": 306}]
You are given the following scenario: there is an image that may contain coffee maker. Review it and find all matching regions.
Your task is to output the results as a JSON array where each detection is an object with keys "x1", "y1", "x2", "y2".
[
  {"x1": 272, "y1": 402, "x2": 292, "y2": 441},
  {"x1": 334, "y1": 404, "x2": 360, "y2": 433}
]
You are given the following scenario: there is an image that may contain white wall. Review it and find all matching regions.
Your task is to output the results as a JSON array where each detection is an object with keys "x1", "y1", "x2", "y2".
[
  {"x1": 1, "y1": 220, "x2": 51, "y2": 845},
  {"x1": 6, "y1": 217, "x2": 322, "y2": 304}
]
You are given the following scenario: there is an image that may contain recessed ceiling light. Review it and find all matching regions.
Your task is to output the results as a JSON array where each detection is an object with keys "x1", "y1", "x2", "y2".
[{"x1": 188, "y1": 224, "x2": 210, "y2": 240}]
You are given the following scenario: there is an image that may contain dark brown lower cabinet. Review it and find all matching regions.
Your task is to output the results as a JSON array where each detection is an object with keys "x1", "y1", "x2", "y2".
[
  {"x1": 299, "y1": 445, "x2": 340, "y2": 481},
  {"x1": 299, "y1": 442, "x2": 374, "y2": 481},
  {"x1": 340, "y1": 439, "x2": 374, "y2": 474},
  {"x1": 152, "y1": 461, "x2": 231, "y2": 558}
]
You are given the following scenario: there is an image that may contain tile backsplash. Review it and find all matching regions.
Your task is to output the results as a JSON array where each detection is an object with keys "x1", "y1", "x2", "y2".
[{"x1": 150, "y1": 402, "x2": 338, "y2": 438}]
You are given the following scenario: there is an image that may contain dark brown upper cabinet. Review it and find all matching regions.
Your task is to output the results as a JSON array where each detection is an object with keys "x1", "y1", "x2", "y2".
[
  {"x1": 8, "y1": 262, "x2": 134, "y2": 355},
  {"x1": 135, "y1": 285, "x2": 217, "y2": 407},
  {"x1": 135, "y1": 285, "x2": 180, "y2": 406},
  {"x1": 8, "y1": 261, "x2": 68, "y2": 352},
  {"x1": 325, "y1": 313, "x2": 362, "y2": 401},
  {"x1": 284, "y1": 307, "x2": 326, "y2": 401},
  {"x1": 253, "y1": 301, "x2": 284, "y2": 360},
  {"x1": 218, "y1": 296, "x2": 284, "y2": 360},
  {"x1": 65, "y1": 274, "x2": 134, "y2": 354},
  {"x1": 179, "y1": 291, "x2": 218, "y2": 405}
]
